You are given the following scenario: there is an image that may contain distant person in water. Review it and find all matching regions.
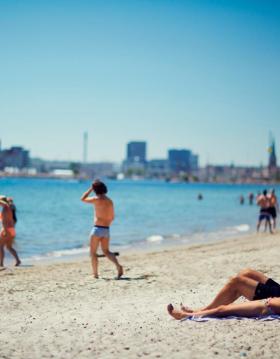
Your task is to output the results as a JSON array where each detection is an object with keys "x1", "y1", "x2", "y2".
[
  {"x1": 0, "y1": 196, "x2": 21, "y2": 267},
  {"x1": 256, "y1": 190, "x2": 272, "y2": 234},
  {"x1": 167, "y1": 268, "x2": 280, "y2": 320},
  {"x1": 248, "y1": 192, "x2": 254, "y2": 205},
  {"x1": 239, "y1": 195, "x2": 245, "y2": 205},
  {"x1": 267, "y1": 189, "x2": 279, "y2": 231},
  {"x1": 197, "y1": 193, "x2": 203, "y2": 201},
  {"x1": 81, "y1": 180, "x2": 123, "y2": 279}
]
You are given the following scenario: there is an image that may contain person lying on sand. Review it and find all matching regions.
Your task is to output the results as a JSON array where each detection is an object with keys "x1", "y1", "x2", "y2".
[
  {"x1": 167, "y1": 268, "x2": 280, "y2": 320},
  {"x1": 81, "y1": 180, "x2": 123, "y2": 279},
  {"x1": 0, "y1": 196, "x2": 21, "y2": 267}
]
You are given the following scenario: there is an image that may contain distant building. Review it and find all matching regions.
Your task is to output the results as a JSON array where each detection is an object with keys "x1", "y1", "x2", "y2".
[
  {"x1": 190, "y1": 154, "x2": 199, "y2": 171},
  {"x1": 127, "y1": 141, "x2": 147, "y2": 163},
  {"x1": 268, "y1": 137, "x2": 277, "y2": 176},
  {"x1": 0, "y1": 146, "x2": 30, "y2": 170},
  {"x1": 147, "y1": 159, "x2": 169, "y2": 178},
  {"x1": 123, "y1": 141, "x2": 147, "y2": 174},
  {"x1": 168, "y1": 149, "x2": 198, "y2": 174}
]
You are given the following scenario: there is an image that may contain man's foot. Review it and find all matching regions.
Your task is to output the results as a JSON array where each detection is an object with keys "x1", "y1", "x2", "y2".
[
  {"x1": 15, "y1": 260, "x2": 21, "y2": 267},
  {"x1": 93, "y1": 274, "x2": 99, "y2": 279},
  {"x1": 116, "y1": 265, "x2": 123, "y2": 279},
  {"x1": 167, "y1": 304, "x2": 189, "y2": 320},
  {"x1": 180, "y1": 303, "x2": 194, "y2": 313}
]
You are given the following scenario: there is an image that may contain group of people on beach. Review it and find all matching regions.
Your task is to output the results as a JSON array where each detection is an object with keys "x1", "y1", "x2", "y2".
[
  {"x1": 1, "y1": 181, "x2": 280, "y2": 320},
  {"x1": 256, "y1": 189, "x2": 278, "y2": 234}
]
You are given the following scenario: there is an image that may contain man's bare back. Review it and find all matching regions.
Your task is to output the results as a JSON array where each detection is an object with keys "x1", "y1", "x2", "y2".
[
  {"x1": 257, "y1": 194, "x2": 270, "y2": 209},
  {"x1": 92, "y1": 196, "x2": 114, "y2": 227}
]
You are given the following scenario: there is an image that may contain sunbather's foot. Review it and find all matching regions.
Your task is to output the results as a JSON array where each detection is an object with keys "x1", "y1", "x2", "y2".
[
  {"x1": 167, "y1": 304, "x2": 189, "y2": 320},
  {"x1": 116, "y1": 265, "x2": 123, "y2": 279},
  {"x1": 180, "y1": 303, "x2": 194, "y2": 313},
  {"x1": 15, "y1": 260, "x2": 21, "y2": 267}
]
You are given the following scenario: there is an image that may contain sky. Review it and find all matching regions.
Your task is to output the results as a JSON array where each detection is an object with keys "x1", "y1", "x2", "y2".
[{"x1": 0, "y1": 0, "x2": 279, "y2": 166}]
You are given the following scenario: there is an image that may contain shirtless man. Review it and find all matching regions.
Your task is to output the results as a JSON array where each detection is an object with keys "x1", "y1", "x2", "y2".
[
  {"x1": 256, "y1": 190, "x2": 273, "y2": 234},
  {"x1": 268, "y1": 189, "x2": 279, "y2": 231},
  {"x1": 0, "y1": 196, "x2": 21, "y2": 267},
  {"x1": 81, "y1": 180, "x2": 123, "y2": 279}
]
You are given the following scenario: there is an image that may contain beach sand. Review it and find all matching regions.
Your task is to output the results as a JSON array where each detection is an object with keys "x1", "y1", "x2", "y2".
[{"x1": 1, "y1": 232, "x2": 280, "y2": 359}]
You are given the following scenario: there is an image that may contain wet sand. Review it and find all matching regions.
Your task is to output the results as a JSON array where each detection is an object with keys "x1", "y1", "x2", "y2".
[{"x1": 1, "y1": 232, "x2": 280, "y2": 358}]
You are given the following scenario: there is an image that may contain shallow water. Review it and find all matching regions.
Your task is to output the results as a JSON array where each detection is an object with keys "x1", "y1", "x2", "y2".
[{"x1": 0, "y1": 178, "x2": 277, "y2": 261}]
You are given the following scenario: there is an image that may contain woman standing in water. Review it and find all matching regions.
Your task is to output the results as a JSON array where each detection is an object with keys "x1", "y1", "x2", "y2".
[{"x1": 0, "y1": 196, "x2": 21, "y2": 267}]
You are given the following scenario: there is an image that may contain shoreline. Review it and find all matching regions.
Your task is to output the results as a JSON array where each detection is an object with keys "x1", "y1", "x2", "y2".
[{"x1": 16, "y1": 224, "x2": 256, "y2": 266}]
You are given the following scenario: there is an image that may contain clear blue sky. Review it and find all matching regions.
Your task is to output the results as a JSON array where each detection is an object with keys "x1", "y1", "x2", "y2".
[{"x1": 0, "y1": 0, "x2": 279, "y2": 165}]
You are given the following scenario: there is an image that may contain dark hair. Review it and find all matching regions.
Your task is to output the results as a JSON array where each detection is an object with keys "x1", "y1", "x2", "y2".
[
  {"x1": 2, "y1": 197, "x2": 17, "y2": 223},
  {"x1": 263, "y1": 190, "x2": 267, "y2": 196},
  {"x1": 92, "y1": 180, "x2": 108, "y2": 195},
  {"x1": 10, "y1": 204, "x2": 17, "y2": 224}
]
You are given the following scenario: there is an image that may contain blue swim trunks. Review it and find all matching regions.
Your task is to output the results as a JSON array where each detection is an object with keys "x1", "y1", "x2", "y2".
[{"x1": 90, "y1": 225, "x2": 110, "y2": 238}]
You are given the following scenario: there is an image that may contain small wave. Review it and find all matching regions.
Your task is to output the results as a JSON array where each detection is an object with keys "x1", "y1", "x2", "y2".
[
  {"x1": 26, "y1": 246, "x2": 89, "y2": 262},
  {"x1": 234, "y1": 224, "x2": 250, "y2": 232},
  {"x1": 146, "y1": 235, "x2": 164, "y2": 242}
]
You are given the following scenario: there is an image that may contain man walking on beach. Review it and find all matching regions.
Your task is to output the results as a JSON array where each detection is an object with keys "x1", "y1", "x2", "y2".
[
  {"x1": 81, "y1": 180, "x2": 123, "y2": 279},
  {"x1": 268, "y1": 189, "x2": 279, "y2": 231},
  {"x1": 256, "y1": 190, "x2": 273, "y2": 234}
]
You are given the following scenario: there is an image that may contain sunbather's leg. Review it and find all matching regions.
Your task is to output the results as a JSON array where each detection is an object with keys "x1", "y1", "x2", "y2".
[
  {"x1": 238, "y1": 268, "x2": 268, "y2": 284},
  {"x1": 181, "y1": 273, "x2": 259, "y2": 312},
  {"x1": 168, "y1": 300, "x2": 267, "y2": 320}
]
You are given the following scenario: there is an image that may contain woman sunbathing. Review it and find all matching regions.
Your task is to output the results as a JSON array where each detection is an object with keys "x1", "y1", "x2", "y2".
[{"x1": 167, "y1": 268, "x2": 280, "y2": 320}]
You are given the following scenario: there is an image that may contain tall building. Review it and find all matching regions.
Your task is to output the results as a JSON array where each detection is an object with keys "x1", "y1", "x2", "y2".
[
  {"x1": 268, "y1": 137, "x2": 277, "y2": 169},
  {"x1": 123, "y1": 141, "x2": 147, "y2": 174},
  {"x1": 168, "y1": 149, "x2": 191, "y2": 173},
  {"x1": 126, "y1": 141, "x2": 147, "y2": 163},
  {"x1": 168, "y1": 149, "x2": 199, "y2": 174},
  {"x1": 0, "y1": 146, "x2": 30, "y2": 170}
]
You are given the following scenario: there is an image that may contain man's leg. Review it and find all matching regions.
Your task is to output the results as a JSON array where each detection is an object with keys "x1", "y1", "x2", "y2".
[
  {"x1": 199, "y1": 274, "x2": 259, "y2": 311},
  {"x1": 0, "y1": 244, "x2": 4, "y2": 267},
  {"x1": 100, "y1": 238, "x2": 123, "y2": 279},
  {"x1": 238, "y1": 268, "x2": 269, "y2": 284},
  {"x1": 90, "y1": 236, "x2": 100, "y2": 278},
  {"x1": 267, "y1": 218, "x2": 273, "y2": 234},
  {"x1": 273, "y1": 218, "x2": 276, "y2": 230},
  {"x1": 257, "y1": 219, "x2": 261, "y2": 232},
  {"x1": 6, "y1": 245, "x2": 21, "y2": 266},
  {"x1": 181, "y1": 269, "x2": 267, "y2": 313},
  {"x1": 168, "y1": 300, "x2": 266, "y2": 320}
]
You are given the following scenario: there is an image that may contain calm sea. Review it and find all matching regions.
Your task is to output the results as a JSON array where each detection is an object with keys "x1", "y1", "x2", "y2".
[{"x1": 0, "y1": 178, "x2": 278, "y2": 262}]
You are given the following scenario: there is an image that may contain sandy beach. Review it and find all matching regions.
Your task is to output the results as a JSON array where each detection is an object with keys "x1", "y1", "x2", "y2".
[{"x1": 1, "y1": 232, "x2": 280, "y2": 359}]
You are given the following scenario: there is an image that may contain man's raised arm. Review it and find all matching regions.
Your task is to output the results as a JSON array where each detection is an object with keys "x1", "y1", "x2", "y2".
[{"x1": 81, "y1": 188, "x2": 95, "y2": 203}]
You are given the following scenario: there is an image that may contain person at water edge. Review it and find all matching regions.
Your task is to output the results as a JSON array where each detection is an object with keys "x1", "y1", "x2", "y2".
[
  {"x1": 0, "y1": 196, "x2": 21, "y2": 267},
  {"x1": 81, "y1": 180, "x2": 123, "y2": 279},
  {"x1": 239, "y1": 195, "x2": 245, "y2": 205},
  {"x1": 167, "y1": 268, "x2": 280, "y2": 320},
  {"x1": 267, "y1": 189, "x2": 279, "y2": 231},
  {"x1": 256, "y1": 190, "x2": 273, "y2": 234}
]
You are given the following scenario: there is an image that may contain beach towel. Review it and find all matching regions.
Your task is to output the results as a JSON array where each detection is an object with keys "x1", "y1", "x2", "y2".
[{"x1": 181, "y1": 315, "x2": 280, "y2": 322}]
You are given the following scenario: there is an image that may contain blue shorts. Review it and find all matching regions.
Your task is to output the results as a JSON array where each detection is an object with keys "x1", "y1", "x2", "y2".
[
  {"x1": 259, "y1": 211, "x2": 271, "y2": 222},
  {"x1": 90, "y1": 225, "x2": 110, "y2": 238}
]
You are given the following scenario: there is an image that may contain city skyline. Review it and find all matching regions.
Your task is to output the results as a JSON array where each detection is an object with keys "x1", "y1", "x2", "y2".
[{"x1": 1, "y1": 0, "x2": 280, "y2": 165}]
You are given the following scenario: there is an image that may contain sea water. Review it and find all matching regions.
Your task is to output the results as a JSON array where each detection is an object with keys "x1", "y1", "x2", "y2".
[{"x1": 0, "y1": 178, "x2": 277, "y2": 262}]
